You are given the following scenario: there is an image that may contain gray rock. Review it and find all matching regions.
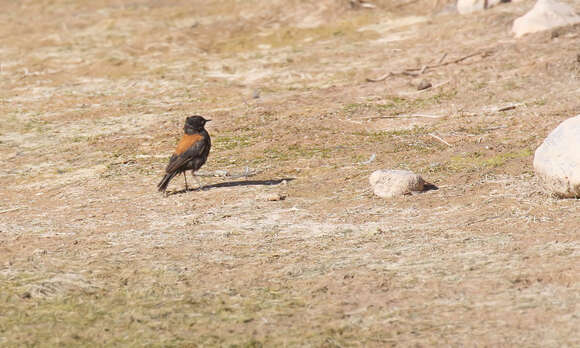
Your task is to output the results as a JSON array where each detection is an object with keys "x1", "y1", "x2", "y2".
[
  {"x1": 513, "y1": 0, "x2": 580, "y2": 38},
  {"x1": 369, "y1": 169, "x2": 425, "y2": 198},
  {"x1": 533, "y1": 115, "x2": 580, "y2": 198}
]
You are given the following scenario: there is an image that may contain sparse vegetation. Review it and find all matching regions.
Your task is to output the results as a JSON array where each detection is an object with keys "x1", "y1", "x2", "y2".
[{"x1": 0, "y1": 0, "x2": 579, "y2": 346}]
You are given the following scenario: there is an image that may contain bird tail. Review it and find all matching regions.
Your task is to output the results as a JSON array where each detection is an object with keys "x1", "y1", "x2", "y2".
[{"x1": 157, "y1": 172, "x2": 177, "y2": 192}]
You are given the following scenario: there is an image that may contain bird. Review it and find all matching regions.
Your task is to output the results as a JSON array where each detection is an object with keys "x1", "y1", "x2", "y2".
[{"x1": 157, "y1": 115, "x2": 211, "y2": 194}]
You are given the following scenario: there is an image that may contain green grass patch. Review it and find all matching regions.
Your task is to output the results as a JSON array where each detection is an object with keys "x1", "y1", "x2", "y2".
[
  {"x1": 353, "y1": 126, "x2": 435, "y2": 153},
  {"x1": 264, "y1": 144, "x2": 333, "y2": 162},
  {"x1": 448, "y1": 149, "x2": 533, "y2": 171},
  {"x1": 214, "y1": 134, "x2": 256, "y2": 151},
  {"x1": 353, "y1": 126, "x2": 432, "y2": 140},
  {"x1": 343, "y1": 92, "x2": 457, "y2": 118}
]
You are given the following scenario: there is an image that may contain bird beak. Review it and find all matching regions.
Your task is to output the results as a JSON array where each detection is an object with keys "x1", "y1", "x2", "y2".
[{"x1": 206, "y1": 119, "x2": 211, "y2": 122}]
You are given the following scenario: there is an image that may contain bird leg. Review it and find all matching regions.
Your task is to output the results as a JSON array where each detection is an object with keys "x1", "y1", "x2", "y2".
[
  {"x1": 183, "y1": 172, "x2": 189, "y2": 190},
  {"x1": 193, "y1": 172, "x2": 205, "y2": 190}
]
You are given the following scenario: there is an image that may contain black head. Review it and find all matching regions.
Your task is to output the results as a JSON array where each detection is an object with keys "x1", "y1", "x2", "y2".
[{"x1": 184, "y1": 115, "x2": 210, "y2": 134}]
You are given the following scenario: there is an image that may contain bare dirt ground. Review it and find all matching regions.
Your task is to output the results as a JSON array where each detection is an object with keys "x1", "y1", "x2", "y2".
[{"x1": 1, "y1": 0, "x2": 579, "y2": 346}]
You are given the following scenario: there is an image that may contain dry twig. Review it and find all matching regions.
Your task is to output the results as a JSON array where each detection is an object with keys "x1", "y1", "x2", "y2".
[
  {"x1": 0, "y1": 207, "x2": 22, "y2": 214},
  {"x1": 367, "y1": 50, "x2": 487, "y2": 82},
  {"x1": 366, "y1": 71, "x2": 419, "y2": 82},
  {"x1": 489, "y1": 103, "x2": 522, "y2": 113},
  {"x1": 428, "y1": 133, "x2": 452, "y2": 147},
  {"x1": 358, "y1": 153, "x2": 376, "y2": 165},
  {"x1": 362, "y1": 113, "x2": 444, "y2": 120},
  {"x1": 412, "y1": 50, "x2": 485, "y2": 70}
]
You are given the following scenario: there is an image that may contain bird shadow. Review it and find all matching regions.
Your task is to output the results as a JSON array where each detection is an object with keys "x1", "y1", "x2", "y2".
[
  {"x1": 168, "y1": 178, "x2": 295, "y2": 196},
  {"x1": 423, "y1": 183, "x2": 439, "y2": 192}
]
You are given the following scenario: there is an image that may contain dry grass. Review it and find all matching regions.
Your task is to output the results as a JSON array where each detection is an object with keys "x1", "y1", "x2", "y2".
[{"x1": 1, "y1": 0, "x2": 579, "y2": 346}]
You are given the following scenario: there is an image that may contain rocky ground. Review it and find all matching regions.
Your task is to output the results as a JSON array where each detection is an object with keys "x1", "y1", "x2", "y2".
[{"x1": 1, "y1": 0, "x2": 579, "y2": 346}]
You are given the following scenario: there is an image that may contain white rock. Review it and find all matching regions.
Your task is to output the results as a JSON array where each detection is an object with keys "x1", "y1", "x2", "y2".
[
  {"x1": 369, "y1": 170, "x2": 425, "y2": 198},
  {"x1": 533, "y1": 115, "x2": 580, "y2": 198},
  {"x1": 512, "y1": 0, "x2": 580, "y2": 38},
  {"x1": 457, "y1": 0, "x2": 504, "y2": 14}
]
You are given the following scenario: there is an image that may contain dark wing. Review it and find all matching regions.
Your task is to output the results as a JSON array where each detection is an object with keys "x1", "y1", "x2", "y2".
[{"x1": 165, "y1": 134, "x2": 207, "y2": 174}]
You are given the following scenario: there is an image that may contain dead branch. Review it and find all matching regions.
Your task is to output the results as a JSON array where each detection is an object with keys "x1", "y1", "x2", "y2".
[
  {"x1": 437, "y1": 52, "x2": 448, "y2": 64},
  {"x1": 489, "y1": 103, "x2": 522, "y2": 113},
  {"x1": 366, "y1": 70, "x2": 420, "y2": 82},
  {"x1": 0, "y1": 207, "x2": 22, "y2": 214},
  {"x1": 412, "y1": 50, "x2": 485, "y2": 70},
  {"x1": 367, "y1": 50, "x2": 487, "y2": 82},
  {"x1": 362, "y1": 113, "x2": 444, "y2": 120}
]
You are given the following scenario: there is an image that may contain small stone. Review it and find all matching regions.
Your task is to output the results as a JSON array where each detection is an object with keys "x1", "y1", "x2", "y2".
[
  {"x1": 369, "y1": 169, "x2": 425, "y2": 198},
  {"x1": 21, "y1": 291, "x2": 32, "y2": 299},
  {"x1": 258, "y1": 192, "x2": 286, "y2": 201},
  {"x1": 417, "y1": 79, "x2": 432, "y2": 91},
  {"x1": 533, "y1": 115, "x2": 580, "y2": 198}
]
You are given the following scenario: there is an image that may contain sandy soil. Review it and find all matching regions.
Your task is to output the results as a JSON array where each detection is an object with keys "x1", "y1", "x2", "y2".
[{"x1": 1, "y1": 0, "x2": 579, "y2": 346}]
